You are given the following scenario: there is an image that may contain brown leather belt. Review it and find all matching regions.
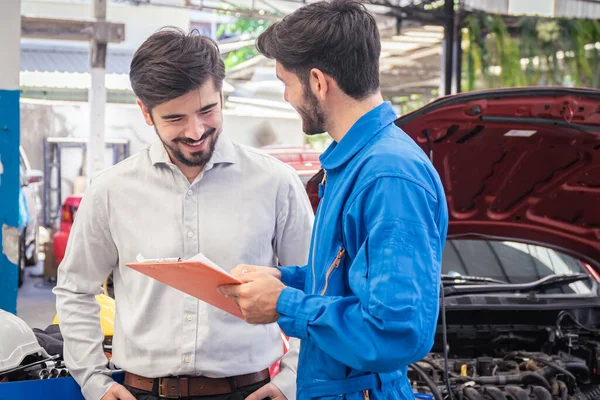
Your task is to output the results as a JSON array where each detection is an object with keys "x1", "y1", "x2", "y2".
[{"x1": 124, "y1": 369, "x2": 270, "y2": 398}]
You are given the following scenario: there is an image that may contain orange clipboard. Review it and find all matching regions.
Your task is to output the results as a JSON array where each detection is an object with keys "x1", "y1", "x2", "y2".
[{"x1": 125, "y1": 260, "x2": 243, "y2": 319}]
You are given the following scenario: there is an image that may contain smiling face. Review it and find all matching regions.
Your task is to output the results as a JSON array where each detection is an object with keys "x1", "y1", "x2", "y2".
[
  {"x1": 138, "y1": 79, "x2": 223, "y2": 174},
  {"x1": 276, "y1": 62, "x2": 327, "y2": 136}
]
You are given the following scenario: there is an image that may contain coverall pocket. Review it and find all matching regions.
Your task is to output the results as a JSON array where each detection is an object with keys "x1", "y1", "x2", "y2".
[{"x1": 319, "y1": 245, "x2": 346, "y2": 296}]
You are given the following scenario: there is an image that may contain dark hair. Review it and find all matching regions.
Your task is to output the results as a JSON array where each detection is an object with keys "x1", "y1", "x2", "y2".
[
  {"x1": 130, "y1": 27, "x2": 226, "y2": 109},
  {"x1": 256, "y1": 0, "x2": 380, "y2": 100}
]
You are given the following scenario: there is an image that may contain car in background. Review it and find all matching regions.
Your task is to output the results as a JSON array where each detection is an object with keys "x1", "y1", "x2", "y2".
[
  {"x1": 261, "y1": 145, "x2": 321, "y2": 187},
  {"x1": 18, "y1": 146, "x2": 43, "y2": 286},
  {"x1": 52, "y1": 195, "x2": 82, "y2": 265},
  {"x1": 306, "y1": 87, "x2": 600, "y2": 400}
]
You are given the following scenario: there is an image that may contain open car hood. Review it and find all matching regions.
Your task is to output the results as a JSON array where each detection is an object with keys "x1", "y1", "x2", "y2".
[{"x1": 394, "y1": 87, "x2": 600, "y2": 268}]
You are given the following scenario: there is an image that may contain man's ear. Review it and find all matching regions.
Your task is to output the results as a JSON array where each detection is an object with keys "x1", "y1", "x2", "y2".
[
  {"x1": 309, "y1": 68, "x2": 330, "y2": 101},
  {"x1": 137, "y1": 99, "x2": 154, "y2": 126}
]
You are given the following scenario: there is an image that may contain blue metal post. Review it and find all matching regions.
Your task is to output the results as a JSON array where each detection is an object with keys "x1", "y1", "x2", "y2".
[{"x1": 0, "y1": 0, "x2": 22, "y2": 314}]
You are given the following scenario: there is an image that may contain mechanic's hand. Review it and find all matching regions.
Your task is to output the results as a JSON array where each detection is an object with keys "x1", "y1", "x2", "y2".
[
  {"x1": 231, "y1": 264, "x2": 282, "y2": 280},
  {"x1": 101, "y1": 383, "x2": 136, "y2": 400},
  {"x1": 245, "y1": 382, "x2": 287, "y2": 400},
  {"x1": 219, "y1": 272, "x2": 285, "y2": 324}
]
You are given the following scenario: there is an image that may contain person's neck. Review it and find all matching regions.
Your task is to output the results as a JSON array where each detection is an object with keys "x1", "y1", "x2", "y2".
[
  {"x1": 168, "y1": 153, "x2": 204, "y2": 184},
  {"x1": 179, "y1": 165, "x2": 203, "y2": 184},
  {"x1": 327, "y1": 92, "x2": 384, "y2": 143}
]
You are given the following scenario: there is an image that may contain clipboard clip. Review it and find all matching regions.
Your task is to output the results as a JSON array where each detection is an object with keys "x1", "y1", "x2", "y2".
[{"x1": 136, "y1": 253, "x2": 182, "y2": 263}]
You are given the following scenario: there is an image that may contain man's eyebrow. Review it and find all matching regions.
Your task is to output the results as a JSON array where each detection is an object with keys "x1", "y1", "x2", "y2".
[
  {"x1": 160, "y1": 102, "x2": 219, "y2": 120},
  {"x1": 199, "y1": 102, "x2": 219, "y2": 112},
  {"x1": 160, "y1": 113, "x2": 185, "y2": 120}
]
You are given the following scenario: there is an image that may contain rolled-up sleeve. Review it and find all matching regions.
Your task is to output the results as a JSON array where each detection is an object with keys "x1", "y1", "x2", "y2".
[{"x1": 53, "y1": 182, "x2": 118, "y2": 400}]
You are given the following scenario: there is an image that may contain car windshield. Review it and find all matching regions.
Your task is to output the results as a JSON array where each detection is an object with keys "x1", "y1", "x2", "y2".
[{"x1": 442, "y1": 240, "x2": 595, "y2": 295}]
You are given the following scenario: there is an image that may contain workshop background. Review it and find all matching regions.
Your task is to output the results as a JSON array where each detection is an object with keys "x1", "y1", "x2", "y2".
[{"x1": 2, "y1": 0, "x2": 600, "y2": 399}]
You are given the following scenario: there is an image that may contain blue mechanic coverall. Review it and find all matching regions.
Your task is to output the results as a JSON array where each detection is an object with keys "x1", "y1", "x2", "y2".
[{"x1": 276, "y1": 102, "x2": 449, "y2": 400}]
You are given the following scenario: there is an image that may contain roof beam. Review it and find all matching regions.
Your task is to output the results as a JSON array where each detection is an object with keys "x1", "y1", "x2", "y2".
[{"x1": 21, "y1": 15, "x2": 125, "y2": 43}]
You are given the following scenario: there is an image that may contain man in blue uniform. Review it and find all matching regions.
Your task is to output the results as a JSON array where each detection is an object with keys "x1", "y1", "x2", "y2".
[{"x1": 219, "y1": 1, "x2": 449, "y2": 399}]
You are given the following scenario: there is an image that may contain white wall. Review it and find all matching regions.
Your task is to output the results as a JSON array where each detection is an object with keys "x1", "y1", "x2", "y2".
[
  {"x1": 509, "y1": 0, "x2": 554, "y2": 17},
  {"x1": 1, "y1": 0, "x2": 21, "y2": 90}
]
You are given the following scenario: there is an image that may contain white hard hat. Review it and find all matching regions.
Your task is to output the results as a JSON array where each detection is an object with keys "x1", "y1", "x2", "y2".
[{"x1": 0, "y1": 310, "x2": 50, "y2": 372}]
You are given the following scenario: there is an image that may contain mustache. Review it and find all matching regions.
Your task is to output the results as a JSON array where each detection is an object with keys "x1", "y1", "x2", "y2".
[{"x1": 174, "y1": 128, "x2": 217, "y2": 145}]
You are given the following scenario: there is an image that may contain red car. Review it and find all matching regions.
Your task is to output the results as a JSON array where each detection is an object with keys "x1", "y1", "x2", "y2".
[
  {"x1": 307, "y1": 87, "x2": 600, "y2": 399},
  {"x1": 53, "y1": 195, "x2": 82, "y2": 265},
  {"x1": 261, "y1": 145, "x2": 322, "y2": 187}
]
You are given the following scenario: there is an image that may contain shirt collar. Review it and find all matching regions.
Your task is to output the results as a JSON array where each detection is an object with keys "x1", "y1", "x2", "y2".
[
  {"x1": 320, "y1": 102, "x2": 397, "y2": 170},
  {"x1": 149, "y1": 133, "x2": 237, "y2": 167},
  {"x1": 149, "y1": 138, "x2": 170, "y2": 165}
]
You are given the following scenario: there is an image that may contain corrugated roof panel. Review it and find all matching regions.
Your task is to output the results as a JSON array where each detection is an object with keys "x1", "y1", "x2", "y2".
[
  {"x1": 555, "y1": 0, "x2": 600, "y2": 19},
  {"x1": 20, "y1": 43, "x2": 133, "y2": 74},
  {"x1": 462, "y1": 0, "x2": 509, "y2": 14},
  {"x1": 463, "y1": 0, "x2": 600, "y2": 19}
]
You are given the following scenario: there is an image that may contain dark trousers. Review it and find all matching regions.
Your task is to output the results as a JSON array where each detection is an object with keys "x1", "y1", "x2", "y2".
[{"x1": 125, "y1": 378, "x2": 270, "y2": 400}]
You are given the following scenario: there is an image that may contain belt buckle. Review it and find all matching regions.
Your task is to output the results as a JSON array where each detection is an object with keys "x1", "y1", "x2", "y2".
[{"x1": 158, "y1": 378, "x2": 180, "y2": 399}]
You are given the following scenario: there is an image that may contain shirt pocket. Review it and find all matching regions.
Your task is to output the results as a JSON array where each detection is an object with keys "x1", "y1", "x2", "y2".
[{"x1": 319, "y1": 245, "x2": 346, "y2": 296}]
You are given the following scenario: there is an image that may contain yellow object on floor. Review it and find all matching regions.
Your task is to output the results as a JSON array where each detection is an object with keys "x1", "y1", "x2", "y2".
[{"x1": 52, "y1": 293, "x2": 115, "y2": 337}]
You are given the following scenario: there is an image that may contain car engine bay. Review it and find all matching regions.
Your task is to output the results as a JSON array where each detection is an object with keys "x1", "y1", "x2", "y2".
[{"x1": 409, "y1": 307, "x2": 600, "y2": 400}]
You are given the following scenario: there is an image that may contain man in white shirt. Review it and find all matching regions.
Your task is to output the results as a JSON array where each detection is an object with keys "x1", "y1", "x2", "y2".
[{"x1": 53, "y1": 28, "x2": 314, "y2": 400}]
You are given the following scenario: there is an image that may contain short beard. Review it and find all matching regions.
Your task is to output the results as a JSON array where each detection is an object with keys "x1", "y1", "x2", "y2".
[
  {"x1": 298, "y1": 85, "x2": 327, "y2": 136},
  {"x1": 154, "y1": 125, "x2": 220, "y2": 168}
]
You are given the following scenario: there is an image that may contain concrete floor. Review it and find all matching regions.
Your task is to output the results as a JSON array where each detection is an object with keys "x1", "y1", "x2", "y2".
[{"x1": 16, "y1": 261, "x2": 58, "y2": 329}]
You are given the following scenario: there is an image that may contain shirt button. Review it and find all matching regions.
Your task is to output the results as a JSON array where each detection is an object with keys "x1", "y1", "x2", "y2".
[
  {"x1": 187, "y1": 315, "x2": 193, "y2": 321},
  {"x1": 184, "y1": 356, "x2": 192, "y2": 363},
  {"x1": 187, "y1": 190, "x2": 193, "y2": 196},
  {"x1": 187, "y1": 231, "x2": 194, "y2": 238}
]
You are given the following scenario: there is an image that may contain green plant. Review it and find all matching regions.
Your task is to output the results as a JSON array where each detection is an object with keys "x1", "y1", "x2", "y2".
[
  {"x1": 306, "y1": 133, "x2": 333, "y2": 151},
  {"x1": 216, "y1": 16, "x2": 271, "y2": 39},
  {"x1": 462, "y1": 12, "x2": 600, "y2": 90},
  {"x1": 223, "y1": 46, "x2": 259, "y2": 70},
  {"x1": 216, "y1": 14, "x2": 274, "y2": 70}
]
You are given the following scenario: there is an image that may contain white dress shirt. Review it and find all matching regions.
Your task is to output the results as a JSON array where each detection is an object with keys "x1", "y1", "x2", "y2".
[{"x1": 53, "y1": 134, "x2": 314, "y2": 400}]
